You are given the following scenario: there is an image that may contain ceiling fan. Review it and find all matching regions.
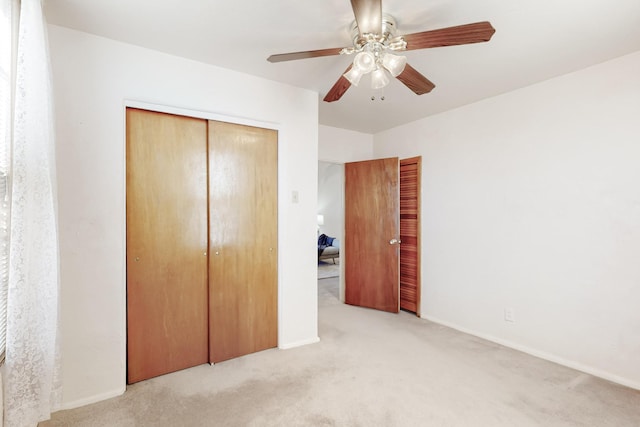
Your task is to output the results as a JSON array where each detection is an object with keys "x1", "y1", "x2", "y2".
[{"x1": 267, "y1": 0, "x2": 495, "y2": 102}]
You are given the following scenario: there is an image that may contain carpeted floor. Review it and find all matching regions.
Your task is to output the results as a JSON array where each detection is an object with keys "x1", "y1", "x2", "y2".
[
  {"x1": 317, "y1": 260, "x2": 340, "y2": 279},
  {"x1": 40, "y1": 278, "x2": 640, "y2": 426}
]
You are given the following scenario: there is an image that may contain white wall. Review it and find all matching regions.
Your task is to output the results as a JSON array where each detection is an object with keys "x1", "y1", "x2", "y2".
[
  {"x1": 318, "y1": 125, "x2": 374, "y2": 163},
  {"x1": 374, "y1": 51, "x2": 640, "y2": 389},
  {"x1": 49, "y1": 25, "x2": 319, "y2": 408}
]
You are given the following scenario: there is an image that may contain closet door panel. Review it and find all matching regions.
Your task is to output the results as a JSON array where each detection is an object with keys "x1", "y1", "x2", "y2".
[
  {"x1": 399, "y1": 157, "x2": 421, "y2": 315},
  {"x1": 126, "y1": 108, "x2": 209, "y2": 383},
  {"x1": 208, "y1": 121, "x2": 278, "y2": 363}
]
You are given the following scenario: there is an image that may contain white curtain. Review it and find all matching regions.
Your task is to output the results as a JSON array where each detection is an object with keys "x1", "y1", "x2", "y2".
[{"x1": 3, "y1": 0, "x2": 62, "y2": 425}]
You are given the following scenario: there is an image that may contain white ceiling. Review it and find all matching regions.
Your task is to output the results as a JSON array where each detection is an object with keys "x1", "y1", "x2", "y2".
[{"x1": 44, "y1": 0, "x2": 640, "y2": 134}]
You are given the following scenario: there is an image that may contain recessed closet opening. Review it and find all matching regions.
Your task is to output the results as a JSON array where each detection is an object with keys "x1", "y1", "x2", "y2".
[{"x1": 126, "y1": 107, "x2": 278, "y2": 383}]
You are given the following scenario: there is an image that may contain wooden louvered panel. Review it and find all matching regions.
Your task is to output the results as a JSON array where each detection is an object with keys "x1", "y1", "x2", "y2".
[
  {"x1": 401, "y1": 182, "x2": 418, "y2": 189},
  {"x1": 400, "y1": 202, "x2": 418, "y2": 213},
  {"x1": 399, "y1": 157, "x2": 421, "y2": 314},
  {"x1": 400, "y1": 255, "x2": 417, "y2": 270},
  {"x1": 401, "y1": 188, "x2": 417, "y2": 196},
  {"x1": 400, "y1": 286, "x2": 417, "y2": 313},
  {"x1": 400, "y1": 276, "x2": 417, "y2": 286},
  {"x1": 401, "y1": 196, "x2": 417, "y2": 203},
  {"x1": 400, "y1": 164, "x2": 418, "y2": 175},
  {"x1": 401, "y1": 192, "x2": 417, "y2": 200},
  {"x1": 400, "y1": 264, "x2": 417, "y2": 279},
  {"x1": 400, "y1": 235, "x2": 417, "y2": 245},
  {"x1": 400, "y1": 284, "x2": 417, "y2": 298},
  {"x1": 401, "y1": 220, "x2": 417, "y2": 236}
]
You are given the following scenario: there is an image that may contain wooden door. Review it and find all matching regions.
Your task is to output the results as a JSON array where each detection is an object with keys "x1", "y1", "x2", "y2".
[
  {"x1": 126, "y1": 108, "x2": 209, "y2": 383},
  {"x1": 400, "y1": 157, "x2": 421, "y2": 315},
  {"x1": 208, "y1": 121, "x2": 278, "y2": 363},
  {"x1": 344, "y1": 158, "x2": 400, "y2": 313}
]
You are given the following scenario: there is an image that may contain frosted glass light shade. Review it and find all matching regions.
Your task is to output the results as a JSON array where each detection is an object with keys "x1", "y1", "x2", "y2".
[
  {"x1": 382, "y1": 53, "x2": 407, "y2": 77},
  {"x1": 352, "y1": 51, "x2": 376, "y2": 73},
  {"x1": 371, "y1": 68, "x2": 390, "y2": 89},
  {"x1": 343, "y1": 67, "x2": 364, "y2": 86}
]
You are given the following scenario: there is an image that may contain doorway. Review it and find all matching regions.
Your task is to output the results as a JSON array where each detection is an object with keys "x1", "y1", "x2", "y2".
[
  {"x1": 317, "y1": 161, "x2": 344, "y2": 279},
  {"x1": 341, "y1": 156, "x2": 422, "y2": 316}
]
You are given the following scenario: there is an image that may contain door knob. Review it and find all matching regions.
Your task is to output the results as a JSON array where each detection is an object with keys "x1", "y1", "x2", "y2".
[{"x1": 389, "y1": 239, "x2": 401, "y2": 245}]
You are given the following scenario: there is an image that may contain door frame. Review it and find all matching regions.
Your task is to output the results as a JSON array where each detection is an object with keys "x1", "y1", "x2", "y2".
[
  {"x1": 318, "y1": 156, "x2": 422, "y2": 312},
  {"x1": 317, "y1": 160, "x2": 346, "y2": 301},
  {"x1": 123, "y1": 100, "x2": 283, "y2": 372}
]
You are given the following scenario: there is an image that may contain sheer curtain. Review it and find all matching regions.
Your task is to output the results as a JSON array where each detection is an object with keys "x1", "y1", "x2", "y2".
[{"x1": 3, "y1": 0, "x2": 62, "y2": 425}]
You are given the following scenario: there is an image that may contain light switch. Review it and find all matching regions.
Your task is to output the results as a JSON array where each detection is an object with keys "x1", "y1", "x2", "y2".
[{"x1": 291, "y1": 190, "x2": 299, "y2": 203}]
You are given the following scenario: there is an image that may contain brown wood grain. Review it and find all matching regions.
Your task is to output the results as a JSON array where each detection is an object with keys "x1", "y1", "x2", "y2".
[
  {"x1": 126, "y1": 108, "x2": 209, "y2": 384},
  {"x1": 400, "y1": 157, "x2": 421, "y2": 315},
  {"x1": 345, "y1": 157, "x2": 399, "y2": 313},
  {"x1": 396, "y1": 64, "x2": 436, "y2": 95},
  {"x1": 402, "y1": 21, "x2": 496, "y2": 50},
  {"x1": 350, "y1": 0, "x2": 382, "y2": 35},
  {"x1": 324, "y1": 65, "x2": 354, "y2": 103},
  {"x1": 267, "y1": 47, "x2": 344, "y2": 63},
  {"x1": 208, "y1": 121, "x2": 278, "y2": 363}
]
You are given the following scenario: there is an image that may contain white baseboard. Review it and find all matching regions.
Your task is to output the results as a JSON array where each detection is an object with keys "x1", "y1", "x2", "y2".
[
  {"x1": 422, "y1": 314, "x2": 640, "y2": 391},
  {"x1": 279, "y1": 336, "x2": 320, "y2": 350},
  {"x1": 60, "y1": 386, "x2": 126, "y2": 410}
]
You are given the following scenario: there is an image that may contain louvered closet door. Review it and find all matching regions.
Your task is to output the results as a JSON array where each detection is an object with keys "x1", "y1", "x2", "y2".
[
  {"x1": 208, "y1": 121, "x2": 278, "y2": 363},
  {"x1": 400, "y1": 157, "x2": 421, "y2": 315},
  {"x1": 126, "y1": 108, "x2": 209, "y2": 383}
]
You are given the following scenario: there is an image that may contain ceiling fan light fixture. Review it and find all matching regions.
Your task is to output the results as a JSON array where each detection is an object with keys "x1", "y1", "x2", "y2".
[
  {"x1": 352, "y1": 51, "x2": 376, "y2": 73},
  {"x1": 343, "y1": 66, "x2": 364, "y2": 86},
  {"x1": 382, "y1": 52, "x2": 407, "y2": 77},
  {"x1": 371, "y1": 67, "x2": 390, "y2": 90}
]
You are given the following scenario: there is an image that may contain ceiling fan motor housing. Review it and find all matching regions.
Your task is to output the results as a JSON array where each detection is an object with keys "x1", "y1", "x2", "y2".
[{"x1": 350, "y1": 14, "x2": 398, "y2": 48}]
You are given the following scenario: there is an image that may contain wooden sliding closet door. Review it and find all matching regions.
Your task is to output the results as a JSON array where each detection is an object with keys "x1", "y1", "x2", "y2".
[
  {"x1": 126, "y1": 108, "x2": 209, "y2": 383},
  {"x1": 208, "y1": 121, "x2": 278, "y2": 363}
]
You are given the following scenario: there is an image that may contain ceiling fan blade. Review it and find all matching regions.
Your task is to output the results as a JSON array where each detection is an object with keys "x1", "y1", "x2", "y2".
[
  {"x1": 402, "y1": 21, "x2": 496, "y2": 50},
  {"x1": 396, "y1": 64, "x2": 435, "y2": 95},
  {"x1": 267, "y1": 47, "x2": 344, "y2": 63},
  {"x1": 350, "y1": 0, "x2": 382, "y2": 35},
  {"x1": 323, "y1": 65, "x2": 353, "y2": 102}
]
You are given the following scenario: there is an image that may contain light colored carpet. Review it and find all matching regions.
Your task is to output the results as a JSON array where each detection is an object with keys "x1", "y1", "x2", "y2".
[
  {"x1": 317, "y1": 260, "x2": 340, "y2": 279},
  {"x1": 41, "y1": 278, "x2": 640, "y2": 426}
]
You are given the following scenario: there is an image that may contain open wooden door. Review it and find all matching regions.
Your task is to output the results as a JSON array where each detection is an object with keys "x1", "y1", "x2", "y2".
[{"x1": 344, "y1": 157, "x2": 400, "y2": 313}]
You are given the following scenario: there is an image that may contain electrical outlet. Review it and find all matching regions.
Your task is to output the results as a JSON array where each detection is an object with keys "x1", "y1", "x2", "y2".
[{"x1": 504, "y1": 308, "x2": 515, "y2": 323}]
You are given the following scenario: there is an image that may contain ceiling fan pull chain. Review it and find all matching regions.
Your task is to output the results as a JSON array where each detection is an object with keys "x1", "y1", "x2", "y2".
[{"x1": 370, "y1": 87, "x2": 386, "y2": 101}]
